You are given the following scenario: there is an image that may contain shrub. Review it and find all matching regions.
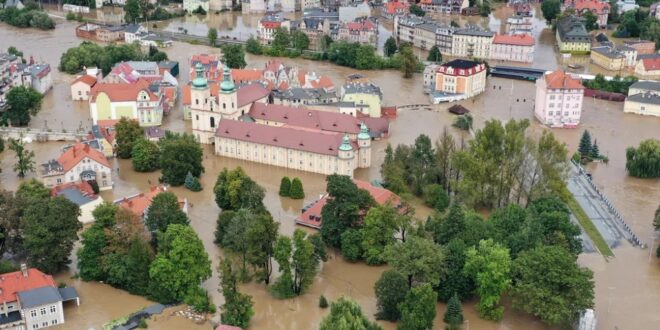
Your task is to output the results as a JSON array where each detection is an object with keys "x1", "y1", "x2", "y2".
[
  {"x1": 319, "y1": 295, "x2": 329, "y2": 308},
  {"x1": 289, "y1": 178, "x2": 305, "y2": 199},
  {"x1": 184, "y1": 171, "x2": 203, "y2": 192},
  {"x1": 279, "y1": 176, "x2": 291, "y2": 197}
]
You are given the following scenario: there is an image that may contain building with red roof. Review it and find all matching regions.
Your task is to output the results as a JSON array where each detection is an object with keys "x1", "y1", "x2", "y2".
[
  {"x1": 70, "y1": 74, "x2": 97, "y2": 101},
  {"x1": 383, "y1": 1, "x2": 410, "y2": 18},
  {"x1": 564, "y1": 0, "x2": 611, "y2": 27},
  {"x1": 40, "y1": 142, "x2": 113, "y2": 191},
  {"x1": 431, "y1": 59, "x2": 487, "y2": 103},
  {"x1": 635, "y1": 57, "x2": 660, "y2": 79},
  {"x1": 336, "y1": 17, "x2": 378, "y2": 47},
  {"x1": 0, "y1": 265, "x2": 79, "y2": 329},
  {"x1": 114, "y1": 185, "x2": 188, "y2": 219},
  {"x1": 534, "y1": 70, "x2": 585, "y2": 128},
  {"x1": 490, "y1": 34, "x2": 535, "y2": 63},
  {"x1": 258, "y1": 14, "x2": 291, "y2": 44},
  {"x1": 51, "y1": 181, "x2": 103, "y2": 223},
  {"x1": 89, "y1": 79, "x2": 165, "y2": 127},
  {"x1": 296, "y1": 179, "x2": 403, "y2": 229}
]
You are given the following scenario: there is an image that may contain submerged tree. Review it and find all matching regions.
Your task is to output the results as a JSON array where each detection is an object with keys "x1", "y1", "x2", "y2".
[
  {"x1": 8, "y1": 138, "x2": 35, "y2": 178},
  {"x1": 219, "y1": 258, "x2": 254, "y2": 328},
  {"x1": 625, "y1": 139, "x2": 660, "y2": 178},
  {"x1": 319, "y1": 297, "x2": 382, "y2": 330}
]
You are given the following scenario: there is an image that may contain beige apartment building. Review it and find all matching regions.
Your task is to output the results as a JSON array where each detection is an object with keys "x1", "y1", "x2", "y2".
[{"x1": 452, "y1": 27, "x2": 495, "y2": 59}]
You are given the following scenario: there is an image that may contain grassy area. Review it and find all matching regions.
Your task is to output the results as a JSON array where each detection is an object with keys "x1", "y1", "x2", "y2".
[{"x1": 564, "y1": 194, "x2": 615, "y2": 257}]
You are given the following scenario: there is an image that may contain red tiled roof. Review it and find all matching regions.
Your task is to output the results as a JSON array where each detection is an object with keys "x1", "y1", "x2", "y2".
[
  {"x1": 216, "y1": 120, "x2": 346, "y2": 156},
  {"x1": 385, "y1": 1, "x2": 409, "y2": 14},
  {"x1": 296, "y1": 180, "x2": 402, "y2": 229},
  {"x1": 0, "y1": 268, "x2": 57, "y2": 303},
  {"x1": 90, "y1": 79, "x2": 156, "y2": 102},
  {"x1": 565, "y1": 0, "x2": 610, "y2": 15},
  {"x1": 57, "y1": 142, "x2": 111, "y2": 172},
  {"x1": 544, "y1": 70, "x2": 584, "y2": 89},
  {"x1": 51, "y1": 181, "x2": 98, "y2": 200},
  {"x1": 310, "y1": 76, "x2": 334, "y2": 89},
  {"x1": 493, "y1": 34, "x2": 535, "y2": 46},
  {"x1": 72, "y1": 75, "x2": 97, "y2": 87},
  {"x1": 237, "y1": 83, "x2": 270, "y2": 107},
  {"x1": 115, "y1": 186, "x2": 185, "y2": 217},
  {"x1": 249, "y1": 103, "x2": 361, "y2": 134},
  {"x1": 97, "y1": 119, "x2": 118, "y2": 143},
  {"x1": 265, "y1": 60, "x2": 283, "y2": 73},
  {"x1": 231, "y1": 68, "x2": 265, "y2": 82},
  {"x1": 642, "y1": 58, "x2": 660, "y2": 71}
]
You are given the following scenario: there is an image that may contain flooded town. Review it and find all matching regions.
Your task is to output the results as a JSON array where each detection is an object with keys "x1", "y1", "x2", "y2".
[{"x1": 0, "y1": 1, "x2": 659, "y2": 330}]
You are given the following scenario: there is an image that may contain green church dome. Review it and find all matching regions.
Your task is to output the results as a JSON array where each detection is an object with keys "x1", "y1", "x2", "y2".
[
  {"x1": 191, "y1": 63, "x2": 207, "y2": 89},
  {"x1": 220, "y1": 66, "x2": 236, "y2": 93},
  {"x1": 358, "y1": 122, "x2": 370, "y2": 140},
  {"x1": 339, "y1": 134, "x2": 353, "y2": 151}
]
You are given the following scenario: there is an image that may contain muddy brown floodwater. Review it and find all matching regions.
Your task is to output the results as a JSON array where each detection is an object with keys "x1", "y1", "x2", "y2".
[{"x1": 1, "y1": 7, "x2": 660, "y2": 329}]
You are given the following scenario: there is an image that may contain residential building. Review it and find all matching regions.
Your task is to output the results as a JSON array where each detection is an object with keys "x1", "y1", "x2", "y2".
[
  {"x1": 139, "y1": 35, "x2": 174, "y2": 48},
  {"x1": 338, "y1": 1, "x2": 371, "y2": 22},
  {"x1": 624, "y1": 40, "x2": 656, "y2": 55},
  {"x1": 41, "y1": 142, "x2": 114, "y2": 190},
  {"x1": 105, "y1": 61, "x2": 178, "y2": 109},
  {"x1": 293, "y1": 18, "x2": 332, "y2": 50},
  {"x1": 123, "y1": 23, "x2": 148, "y2": 44},
  {"x1": 271, "y1": 88, "x2": 339, "y2": 106},
  {"x1": 214, "y1": 120, "x2": 371, "y2": 177},
  {"x1": 75, "y1": 23, "x2": 124, "y2": 42},
  {"x1": 624, "y1": 81, "x2": 660, "y2": 117},
  {"x1": 71, "y1": 75, "x2": 98, "y2": 101},
  {"x1": 114, "y1": 185, "x2": 189, "y2": 218},
  {"x1": 395, "y1": 15, "x2": 423, "y2": 45},
  {"x1": 209, "y1": 0, "x2": 232, "y2": 11},
  {"x1": 303, "y1": 7, "x2": 340, "y2": 21},
  {"x1": 452, "y1": 26, "x2": 495, "y2": 59},
  {"x1": 183, "y1": 0, "x2": 210, "y2": 12},
  {"x1": 423, "y1": 63, "x2": 440, "y2": 93},
  {"x1": 534, "y1": 70, "x2": 585, "y2": 128},
  {"x1": 89, "y1": 79, "x2": 165, "y2": 127},
  {"x1": 556, "y1": 15, "x2": 591, "y2": 54},
  {"x1": 635, "y1": 57, "x2": 660, "y2": 79},
  {"x1": 258, "y1": 14, "x2": 291, "y2": 44},
  {"x1": 189, "y1": 64, "x2": 270, "y2": 143},
  {"x1": 615, "y1": 0, "x2": 638, "y2": 14},
  {"x1": 242, "y1": 0, "x2": 266, "y2": 13},
  {"x1": 19, "y1": 63, "x2": 52, "y2": 95},
  {"x1": 617, "y1": 44, "x2": 638, "y2": 67},
  {"x1": 335, "y1": 17, "x2": 378, "y2": 47},
  {"x1": 281, "y1": 0, "x2": 296, "y2": 12},
  {"x1": 87, "y1": 119, "x2": 117, "y2": 158},
  {"x1": 383, "y1": 0, "x2": 410, "y2": 19},
  {"x1": 564, "y1": 0, "x2": 610, "y2": 28},
  {"x1": 505, "y1": 14, "x2": 533, "y2": 35},
  {"x1": 0, "y1": 265, "x2": 80, "y2": 330},
  {"x1": 0, "y1": 53, "x2": 20, "y2": 102},
  {"x1": 430, "y1": 59, "x2": 487, "y2": 103},
  {"x1": 189, "y1": 54, "x2": 224, "y2": 81},
  {"x1": 590, "y1": 46, "x2": 626, "y2": 70},
  {"x1": 296, "y1": 179, "x2": 401, "y2": 229},
  {"x1": 340, "y1": 81, "x2": 383, "y2": 117},
  {"x1": 395, "y1": 16, "x2": 456, "y2": 54},
  {"x1": 51, "y1": 182, "x2": 103, "y2": 224},
  {"x1": 490, "y1": 34, "x2": 535, "y2": 63},
  {"x1": 419, "y1": 0, "x2": 469, "y2": 14}
]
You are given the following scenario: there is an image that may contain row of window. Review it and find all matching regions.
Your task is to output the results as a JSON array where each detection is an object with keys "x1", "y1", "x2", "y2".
[
  {"x1": 29, "y1": 305, "x2": 57, "y2": 318},
  {"x1": 548, "y1": 102, "x2": 580, "y2": 109},
  {"x1": 546, "y1": 111, "x2": 580, "y2": 117},
  {"x1": 31, "y1": 319, "x2": 58, "y2": 329}
]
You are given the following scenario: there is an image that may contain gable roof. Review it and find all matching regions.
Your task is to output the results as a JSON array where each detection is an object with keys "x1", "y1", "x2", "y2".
[
  {"x1": 237, "y1": 83, "x2": 270, "y2": 107},
  {"x1": 90, "y1": 80, "x2": 157, "y2": 102},
  {"x1": 114, "y1": 185, "x2": 185, "y2": 217},
  {"x1": 57, "y1": 142, "x2": 112, "y2": 172},
  {"x1": 17, "y1": 286, "x2": 62, "y2": 309},
  {"x1": 72, "y1": 75, "x2": 97, "y2": 87},
  {"x1": 642, "y1": 57, "x2": 660, "y2": 71},
  {"x1": 544, "y1": 70, "x2": 584, "y2": 89},
  {"x1": 493, "y1": 34, "x2": 535, "y2": 46},
  {"x1": 0, "y1": 268, "x2": 57, "y2": 303},
  {"x1": 249, "y1": 103, "x2": 361, "y2": 134},
  {"x1": 51, "y1": 181, "x2": 98, "y2": 206}
]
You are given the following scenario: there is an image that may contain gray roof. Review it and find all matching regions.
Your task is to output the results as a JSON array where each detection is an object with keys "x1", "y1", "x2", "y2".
[
  {"x1": 123, "y1": 24, "x2": 143, "y2": 34},
  {"x1": 272, "y1": 88, "x2": 337, "y2": 101},
  {"x1": 0, "y1": 311, "x2": 22, "y2": 326},
  {"x1": 28, "y1": 64, "x2": 50, "y2": 77},
  {"x1": 629, "y1": 80, "x2": 660, "y2": 92},
  {"x1": 627, "y1": 92, "x2": 660, "y2": 105},
  {"x1": 58, "y1": 287, "x2": 79, "y2": 302},
  {"x1": 556, "y1": 16, "x2": 589, "y2": 42},
  {"x1": 342, "y1": 82, "x2": 383, "y2": 98},
  {"x1": 591, "y1": 46, "x2": 625, "y2": 59},
  {"x1": 158, "y1": 60, "x2": 178, "y2": 70},
  {"x1": 0, "y1": 53, "x2": 18, "y2": 65},
  {"x1": 615, "y1": 44, "x2": 635, "y2": 52},
  {"x1": 56, "y1": 187, "x2": 95, "y2": 206},
  {"x1": 17, "y1": 287, "x2": 62, "y2": 309},
  {"x1": 455, "y1": 26, "x2": 495, "y2": 37},
  {"x1": 338, "y1": 101, "x2": 355, "y2": 107},
  {"x1": 636, "y1": 53, "x2": 660, "y2": 60}
]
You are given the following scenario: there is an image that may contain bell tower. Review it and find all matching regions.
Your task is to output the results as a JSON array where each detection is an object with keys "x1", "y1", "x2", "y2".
[
  {"x1": 338, "y1": 134, "x2": 355, "y2": 176},
  {"x1": 218, "y1": 65, "x2": 239, "y2": 120},
  {"x1": 357, "y1": 122, "x2": 371, "y2": 168}
]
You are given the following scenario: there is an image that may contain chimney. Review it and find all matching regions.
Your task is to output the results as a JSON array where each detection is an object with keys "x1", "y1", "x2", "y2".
[{"x1": 20, "y1": 264, "x2": 28, "y2": 277}]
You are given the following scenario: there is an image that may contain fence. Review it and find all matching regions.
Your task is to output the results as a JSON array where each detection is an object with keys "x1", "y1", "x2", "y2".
[{"x1": 584, "y1": 88, "x2": 626, "y2": 102}]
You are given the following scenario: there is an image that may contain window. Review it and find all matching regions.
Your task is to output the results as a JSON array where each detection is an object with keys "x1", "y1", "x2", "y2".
[
  {"x1": 31, "y1": 310, "x2": 37, "y2": 317},
  {"x1": 210, "y1": 117, "x2": 215, "y2": 128},
  {"x1": 42, "y1": 323, "x2": 47, "y2": 328},
  {"x1": 8, "y1": 305, "x2": 13, "y2": 310},
  {"x1": 40, "y1": 308, "x2": 46, "y2": 315},
  {"x1": 195, "y1": 99, "x2": 199, "y2": 105},
  {"x1": 32, "y1": 325, "x2": 38, "y2": 329},
  {"x1": 51, "y1": 320, "x2": 58, "y2": 325},
  {"x1": 50, "y1": 306, "x2": 56, "y2": 313}
]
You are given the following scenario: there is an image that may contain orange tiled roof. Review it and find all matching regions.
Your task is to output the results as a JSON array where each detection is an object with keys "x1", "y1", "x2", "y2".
[
  {"x1": 493, "y1": 34, "x2": 535, "y2": 46},
  {"x1": 565, "y1": 0, "x2": 610, "y2": 15},
  {"x1": 310, "y1": 76, "x2": 334, "y2": 89},
  {"x1": 231, "y1": 68, "x2": 264, "y2": 82},
  {"x1": 642, "y1": 58, "x2": 660, "y2": 71},
  {"x1": 57, "y1": 142, "x2": 111, "y2": 172},
  {"x1": 72, "y1": 75, "x2": 97, "y2": 86},
  {"x1": 115, "y1": 186, "x2": 185, "y2": 217},
  {"x1": 544, "y1": 70, "x2": 584, "y2": 89},
  {"x1": 50, "y1": 181, "x2": 98, "y2": 199},
  {"x1": 0, "y1": 268, "x2": 57, "y2": 303},
  {"x1": 90, "y1": 79, "x2": 156, "y2": 102}
]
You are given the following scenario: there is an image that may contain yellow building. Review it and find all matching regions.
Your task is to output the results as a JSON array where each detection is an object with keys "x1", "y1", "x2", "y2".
[
  {"x1": 590, "y1": 46, "x2": 625, "y2": 71},
  {"x1": 556, "y1": 16, "x2": 591, "y2": 54},
  {"x1": 340, "y1": 82, "x2": 383, "y2": 118},
  {"x1": 430, "y1": 59, "x2": 487, "y2": 103},
  {"x1": 89, "y1": 80, "x2": 164, "y2": 127}
]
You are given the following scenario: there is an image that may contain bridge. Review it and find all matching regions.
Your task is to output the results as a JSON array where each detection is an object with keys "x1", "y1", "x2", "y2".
[{"x1": 0, "y1": 127, "x2": 87, "y2": 142}]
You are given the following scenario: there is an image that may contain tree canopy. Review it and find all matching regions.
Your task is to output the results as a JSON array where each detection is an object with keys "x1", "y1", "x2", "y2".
[
  {"x1": 159, "y1": 132, "x2": 204, "y2": 186},
  {"x1": 319, "y1": 297, "x2": 382, "y2": 330},
  {"x1": 214, "y1": 167, "x2": 265, "y2": 212},
  {"x1": 3, "y1": 86, "x2": 42, "y2": 126},
  {"x1": 115, "y1": 118, "x2": 143, "y2": 159},
  {"x1": 626, "y1": 139, "x2": 660, "y2": 178}
]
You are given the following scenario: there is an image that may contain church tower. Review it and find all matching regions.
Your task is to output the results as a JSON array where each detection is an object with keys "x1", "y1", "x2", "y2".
[
  {"x1": 218, "y1": 65, "x2": 239, "y2": 120},
  {"x1": 338, "y1": 134, "x2": 355, "y2": 176},
  {"x1": 357, "y1": 122, "x2": 371, "y2": 168},
  {"x1": 190, "y1": 63, "x2": 215, "y2": 143}
]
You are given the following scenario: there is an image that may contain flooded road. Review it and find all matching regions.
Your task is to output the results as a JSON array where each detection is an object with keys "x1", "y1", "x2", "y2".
[{"x1": 2, "y1": 8, "x2": 660, "y2": 329}]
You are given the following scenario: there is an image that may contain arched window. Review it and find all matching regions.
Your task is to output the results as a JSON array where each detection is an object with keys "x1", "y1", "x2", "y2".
[
  {"x1": 223, "y1": 103, "x2": 226, "y2": 109},
  {"x1": 195, "y1": 99, "x2": 199, "y2": 105},
  {"x1": 210, "y1": 117, "x2": 215, "y2": 128}
]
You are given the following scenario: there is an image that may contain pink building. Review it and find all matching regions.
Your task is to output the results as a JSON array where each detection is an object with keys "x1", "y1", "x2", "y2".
[
  {"x1": 564, "y1": 0, "x2": 611, "y2": 28},
  {"x1": 490, "y1": 34, "x2": 535, "y2": 63},
  {"x1": 534, "y1": 70, "x2": 585, "y2": 128}
]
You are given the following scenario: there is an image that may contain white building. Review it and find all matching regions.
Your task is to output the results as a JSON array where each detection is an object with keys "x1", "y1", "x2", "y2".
[
  {"x1": 183, "y1": 0, "x2": 210, "y2": 12},
  {"x1": 21, "y1": 63, "x2": 53, "y2": 95},
  {"x1": 123, "y1": 24, "x2": 148, "y2": 44},
  {"x1": 41, "y1": 142, "x2": 114, "y2": 191},
  {"x1": 534, "y1": 70, "x2": 585, "y2": 128}
]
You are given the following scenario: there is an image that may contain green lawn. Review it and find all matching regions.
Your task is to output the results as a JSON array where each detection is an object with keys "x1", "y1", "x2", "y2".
[{"x1": 564, "y1": 194, "x2": 615, "y2": 257}]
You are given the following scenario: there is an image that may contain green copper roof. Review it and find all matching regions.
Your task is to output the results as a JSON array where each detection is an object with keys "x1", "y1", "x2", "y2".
[
  {"x1": 191, "y1": 63, "x2": 207, "y2": 89},
  {"x1": 358, "y1": 122, "x2": 370, "y2": 140},
  {"x1": 339, "y1": 134, "x2": 353, "y2": 151},
  {"x1": 220, "y1": 66, "x2": 236, "y2": 93}
]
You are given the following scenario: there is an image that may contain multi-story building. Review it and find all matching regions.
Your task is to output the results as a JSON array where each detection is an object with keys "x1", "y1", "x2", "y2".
[
  {"x1": 394, "y1": 15, "x2": 424, "y2": 45},
  {"x1": 490, "y1": 34, "x2": 535, "y2": 63},
  {"x1": 0, "y1": 265, "x2": 80, "y2": 330},
  {"x1": 271, "y1": 88, "x2": 339, "y2": 106},
  {"x1": 383, "y1": 0, "x2": 410, "y2": 19},
  {"x1": 452, "y1": 26, "x2": 495, "y2": 59},
  {"x1": 623, "y1": 81, "x2": 660, "y2": 117},
  {"x1": 534, "y1": 70, "x2": 584, "y2": 128},
  {"x1": 19, "y1": 63, "x2": 52, "y2": 95},
  {"x1": 423, "y1": 64, "x2": 440, "y2": 93},
  {"x1": 292, "y1": 17, "x2": 332, "y2": 50},
  {"x1": 123, "y1": 23, "x2": 149, "y2": 43},
  {"x1": 615, "y1": 0, "x2": 638, "y2": 14},
  {"x1": 258, "y1": 14, "x2": 291, "y2": 44},
  {"x1": 394, "y1": 16, "x2": 454, "y2": 54},
  {"x1": 75, "y1": 23, "x2": 124, "y2": 42},
  {"x1": 430, "y1": 59, "x2": 487, "y2": 103},
  {"x1": 189, "y1": 64, "x2": 270, "y2": 143},
  {"x1": 0, "y1": 52, "x2": 20, "y2": 102},
  {"x1": 556, "y1": 15, "x2": 591, "y2": 54},
  {"x1": 338, "y1": 1, "x2": 371, "y2": 22},
  {"x1": 564, "y1": 0, "x2": 611, "y2": 28},
  {"x1": 419, "y1": 0, "x2": 469, "y2": 14},
  {"x1": 71, "y1": 74, "x2": 98, "y2": 101},
  {"x1": 635, "y1": 57, "x2": 660, "y2": 79},
  {"x1": 340, "y1": 81, "x2": 383, "y2": 118},
  {"x1": 590, "y1": 46, "x2": 626, "y2": 71},
  {"x1": 624, "y1": 40, "x2": 656, "y2": 55},
  {"x1": 89, "y1": 79, "x2": 165, "y2": 127},
  {"x1": 335, "y1": 17, "x2": 378, "y2": 47},
  {"x1": 505, "y1": 14, "x2": 533, "y2": 35},
  {"x1": 414, "y1": 22, "x2": 441, "y2": 51},
  {"x1": 242, "y1": 0, "x2": 266, "y2": 13},
  {"x1": 214, "y1": 120, "x2": 371, "y2": 177},
  {"x1": 183, "y1": 0, "x2": 210, "y2": 12},
  {"x1": 616, "y1": 44, "x2": 638, "y2": 67},
  {"x1": 41, "y1": 142, "x2": 114, "y2": 190}
]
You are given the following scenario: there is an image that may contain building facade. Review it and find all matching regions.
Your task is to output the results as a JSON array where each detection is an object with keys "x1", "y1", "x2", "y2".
[
  {"x1": 635, "y1": 57, "x2": 660, "y2": 79},
  {"x1": 490, "y1": 34, "x2": 535, "y2": 63},
  {"x1": 258, "y1": 14, "x2": 291, "y2": 44},
  {"x1": 451, "y1": 27, "x2": 495, "y2": 59},
  {"x1": 335, "y1": 17, "x2": 378, "y2": 47},
  {"x1": 70, "y1": 75, "x2": 97, "y2": 101},
  {"x1": 431, "y1": 59, "x2": 487, "y2": 103},
  {"x1": 89, "y1": 80, "x2": 164, "y2": 127},
  {"x1": 556, "y1": 15, "x2": 591, "y2": 54},
  {"x1": 534, "y1": 70, "x2": 584, "y2": 128},
  {"x1": 340, "y1": 82, "x2": 383, "y2": 118},
  {"x1": 623, "y1": 81, "x2": 660, "y2": 117},
  {"x1": 40, "y1": 142, "x2": 113, "y2": 191},
  {"x1": 590, "y1": 46, "x2": 626, "y2": 71},
  {"x1": 419, "y1": 0, "x2": 469, "y2": 14},
  {"x1": 564, "y1": 0, "x2": 611, "y2": 27},
  {"x1": 75, "y1": 23, "x2": 124, "y2": 42},
  {"x1": 183, "y1": 0, "x2": 210, "y2": 12}
]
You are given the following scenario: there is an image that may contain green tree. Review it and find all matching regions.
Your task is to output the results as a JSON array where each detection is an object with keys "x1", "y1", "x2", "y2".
[
  {"x1": 149, "y1": 224, "x2": 212, "y2": 303},
  {"x1": 361, "y1": 204, "x2": 398, "y2": 265},
  {"x1": 423, "y1": 184, "x2": 450, "y2": 212},
  {"x1": 400, "y1": 44, "x2": 418, "y2": 79},
  {"x1": 436, "y1": 239, "x2": 475, "y2": 302},
  {"x1": 529, "y1": 196, "x2": 582, "y2": 255},
  {"x1": 184, "y1": 171, "x2": 203, "y2": 191},
  {"x1": 115, "y1": 117, "x2": 143, "y2": 159},
  {"x1": 16, "y1": 178, "x2": 50, "y2": 202},
  {"x1": 207, "y1": 27, "x2": 218, "y2": 46},
  {"x1": 511, "y1": 246, "x2": 594, "y2": 326},
  {"x1": 77, "y1": 225, "x2": 108, "y2": 281},
  {"x1": 541, "y1": 0, "x2": 561, "y2": 22},
  {"x1": 245, "y1": 37, "x2": 262, "y2": 54},
  {"x1": 215, "y1": 210, "x2": 236, "y2": 245},
  {"x1": 271, "y1": 235, "x2": 294, "y2": 298},
  {"x1": 430, "y1": 203, "x2": 466, "y2": 245},
  {"x1": 654, "y1": 204, "x2": 660, "y2": 231},
  {"x1": 272, "y1": 28, "x2": 291, "y2": 53},
  {"x1": 246, "y1": 212, "x2": 280, "y2": 284},
  {"x1": 145, "y1": 192, "x2": 189, "y2": 234},
  {"x1": 159, "y1": 132, "x2": 204, "y2": 186},
  {"x1": 124, "y1": 0, "x2": 141, "y2": 23},
  {"x1": 219, "y1": 258, "x2": 254, "y2": 329},
  {"x1": 427, "y1": 45, "x2": 442, "y2": 63},
  {"x1": 583, "y1": 10, "x2": 599, "y2": 31},
  {"x1": 23, "y1": 196, "x2": 82, "y2": 274},
  {"x1": 384, "y1": 36, "x2": 398, "y2": 57},
  {"x1": 222, "y1": 44, "x2": 247, "y2": 69},
  {"x1": 464, "y1": 239, "x2": 511, "y2": 321},
  {"x1": 7, "y1": 46, "x2": 24, "y2": 58},
  {"x1": 384, "y1": 235, "x2": 445, "y2": 288},
  {"x1": 289, "y1": 177, "x2": 305, "y2": 199},
  {"x1": 443, "y1": 293, "x2": 464, "y2": 330},
  {"x1": 319, "y1": 297, "x2": 382, "y2": 330},
  {"x1": 214, "y1": 167, "x2": 265, "y2": 211},
  {"x1": 320, "y1": 174, "x2": 375, "y2": 247},
  {"x1": 279, "y1": 176, "x2": 291, "y2": 197},
  {"x1": 319, "y1": 295, "x2": 329, "y2": 308},
  {"x1": 3, "y1": 86, "x2": 42, "y2": 126},
  {"x1": 397, "y1": 283, "x2": 437, "y2": 330},
  {"x1": 131, "y1": 138, "x2": 160, "y2": 172},
  {"x1": 590, "y1": 139, "x2": 600, "y2": 159},
  {"x1": 8, "y1": 138, "x2": 35, "y2": 178},
  {"x1": 625, "y1": 139, "x2": 660, "y2": 178},
  {"x1": 578, "y1": 130, "x2": 592, "y2": 156},
  {"x1": 410, "y1": 4, "x2": 426, "y2": 17},
  {"x1": 271, "y1": 230, "x2": 320, "y2": 298},
  {"x1": 374, "y1": 270, "x2": 409, "y2": 321},
  {"x1": 291, "y1": 30, "x2": 310, "y2": 50},
  {"x1": 340, "y1": 229, "x2": 364, "y2": 262}
]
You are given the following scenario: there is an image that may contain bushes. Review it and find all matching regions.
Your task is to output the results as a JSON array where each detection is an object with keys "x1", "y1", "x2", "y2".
[
  {"x1": 626, "y1": 139, "x2": 660, "y2": 178},
  {"x1": 279, "y1": 177, "x2": 291, "y2": 197},
  {"x1": 0, "y1": 7, "x2": 55, "y2": 30},
  {"x1": 279, "y1": 176, "x2": 304, "y2": 199},
  {"x1": 59, "y1": 42, "x2": 168, "y2": 75}
]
